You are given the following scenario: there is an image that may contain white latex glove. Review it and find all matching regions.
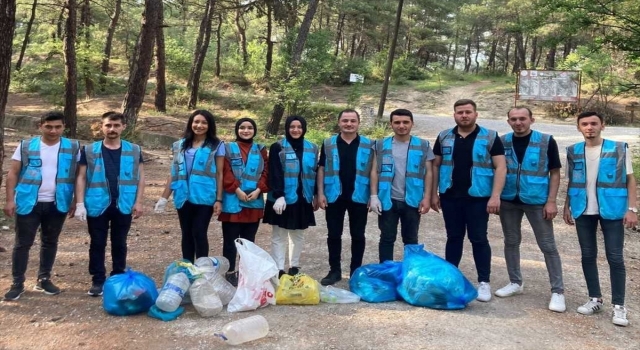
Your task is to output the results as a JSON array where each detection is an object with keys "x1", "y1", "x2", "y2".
[
  {"x1": 154, "y1": 197, "x2": 168, "y2": 213},
  {"x1": 75, "y1": 202, "x2": 87, "y2": 222},
  {"x1": 273, "y1": 197, "x2": 287, "y2": 215},
  {"x1": 369, "y1": 195, "x2": 382, "y2": 215}
]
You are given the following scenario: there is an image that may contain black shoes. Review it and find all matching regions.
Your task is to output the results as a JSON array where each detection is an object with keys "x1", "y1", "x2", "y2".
[
  {"x1": 225, "y1": 272, "x2": 239, "y2": 287},
  {"x1": 4, "y1": 283, "x2": 25, "y2": 301},
  {"x1": 278, "y1": 270, "x2": 286, "y2": 279},
  {"x1": 320, "y1": 270, "x2": 342, "y2": 286},
  {"x1": 288, "y1": 267, "x2": 300, "y2": 276},
  {"x1": 34, "y1": 278, "x2": 61, "y2": 295},
  {"x1": 87, "y1": 282, "x2": 104, "y2": 297}
]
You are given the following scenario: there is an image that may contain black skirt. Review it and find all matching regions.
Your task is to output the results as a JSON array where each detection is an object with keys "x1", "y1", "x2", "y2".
[{"x1": 263, "y1": 199, "x2": 316, "y2": 230}]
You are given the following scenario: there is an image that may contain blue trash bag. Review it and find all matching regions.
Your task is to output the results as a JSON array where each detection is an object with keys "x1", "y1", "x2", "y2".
[
  {"x1": 349, "y1": 261, "x2": 402, "y2": 303},
  {"x1": 163, "y1": 259, "x2": 199, "y2": 284},
  {"x1": 103, "y1": 268, "x2": 159, "y2": 316},
  {"x1": 147, "y1": 305, "x2": 185, "y2": 322},
  {"x1": 397, "y1": 244, "x2": 477, "y2": 310}
]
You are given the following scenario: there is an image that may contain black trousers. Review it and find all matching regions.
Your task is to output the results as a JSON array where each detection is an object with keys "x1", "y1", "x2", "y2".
[
  {"x1": 325, "y1": 198, "x2": 368, "y2": 274},
  {"x1": 87, "y1": 204, "x2": 132, "y2": 284},
  {"x1": 221, "y1": 221, "x2": 260, "y2": 271},
  {"x1": 177, "y1": 201, "x2": 214, "y2": 263},
  {"x1": 12, "y1": 202, "x2": 67, "y2": 284}
]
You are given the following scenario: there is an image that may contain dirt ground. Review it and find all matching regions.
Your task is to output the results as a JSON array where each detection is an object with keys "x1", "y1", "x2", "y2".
[{"x1": 1, "y1": 85, "x2": 640, "y2": 350}]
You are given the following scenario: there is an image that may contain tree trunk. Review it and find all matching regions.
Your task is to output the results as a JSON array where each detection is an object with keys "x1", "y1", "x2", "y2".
[
  {"x1": 215, "y1": 13, "x2": 222, "y2": 78},
  {"x1": 545, "y1": 45, "x2": 556, "y2": 69},
  {"x1": 264, "y1": 0, "x2": 274, "y2": 79},
  {"x1": 451, "y1": 28, "x2": 459, "y2": 70},
  {"x1": 16, "y1": 0, "x2": 37, "y2": 71},
  {"x1": 563, "y1": 38, "x2": 572, "y2": 59},
  {"x1": 187, "y1": 0, "x2": 216, "y2": 108},
  {"x1": 56, "y1": 6, "x2": 64, "y2": 39},
  {"x1": 121, "y1": 0, "x2": 161, "y2": 129},
  {"x1": 445, "y1": 40, "x2": 452, "y2": 69},
  {"x1": 80, "y1": 0, "x2": 94, "y2": 98},
  {"x1": 486, "y1": 37, "x2": 498, "y2": 71},
  {"x1": 235, "y1": 8, "x2": 248, "y2": 66},
  {"x1": 504, "y1": 35, "x2": 511, "y2": 73},
  {"x1": 463, "y1": 27, "x2": 474, "y2": 73},
  {"x1": 334, "y1": 13, "x2": 345, "y2": 56},
  {"x1": 63, "y1": 0, "x2": 78, "y2": 138},
  {"x1": 99, "y1": 0, "x2": 122, "y2": 91},
  {"x1": 0, "y1": 0, "x2": 17, "y2": 187},
  {"x1": 474, "y1": 32, "x2": 480, "y2": 74},
  {"x1": 529, "y1": 36, "x2": 537, "y2": 68},
  {"x1": 154, "y1": 1, "x2": 166, "y2": 112},
  {"x1": 376, "y1": 0, "x2": 404, "y2": 119},
  {"x1": 265, "y1": 0, "x2": 320, "y2": 136}
]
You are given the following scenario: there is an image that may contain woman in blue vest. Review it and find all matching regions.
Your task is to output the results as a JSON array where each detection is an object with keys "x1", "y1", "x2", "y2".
[
  {"x1": 263, "y1": 116, "x2": 318, "y2": 278},
  {"x1": 218, "y1": 118, "x2": 269, "y2": 286},
  {"x1": 154, "y1": 110, "x2": 224, "y2": 263}
]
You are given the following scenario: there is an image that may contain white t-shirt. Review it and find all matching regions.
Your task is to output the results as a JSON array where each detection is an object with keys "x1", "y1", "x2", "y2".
[
  {"x1": 12, "y1": 140, "x2": 81, "y2": 202},
  {"x1": 583, "y1": 145, "x2": 634, "y2": 215}
]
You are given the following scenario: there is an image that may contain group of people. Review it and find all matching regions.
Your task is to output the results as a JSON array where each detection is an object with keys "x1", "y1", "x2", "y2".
[{"x1": 2, "y1": 100, "x2": 637, "y2": 327}]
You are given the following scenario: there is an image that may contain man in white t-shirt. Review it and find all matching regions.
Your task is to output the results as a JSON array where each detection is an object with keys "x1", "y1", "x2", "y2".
[
  {"x1": 3, "y1": 112, "x2": 80, "y2": 301},
  {"x1": 563, "y1": 111, "x2": 638, "y2": 327}
]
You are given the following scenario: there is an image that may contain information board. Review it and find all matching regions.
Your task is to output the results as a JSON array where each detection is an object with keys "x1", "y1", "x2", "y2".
[{"x1": 517, "y1": 70, "x2": 581, "y2": 102}]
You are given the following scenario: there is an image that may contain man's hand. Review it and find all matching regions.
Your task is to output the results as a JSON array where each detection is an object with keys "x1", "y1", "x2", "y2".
[
  {"x1": 213, "y1": 201, "x2": 222, "y2": 216},
  {"x1": 317, "y1": 194, "x2": 328, "y2": 210},
  {"x1": 246, "y1": 189, "x2": 261, "y2": 201},
  {"x1": 562, "y1": 205, "x2": 574, "y2": 226},
  {"x1": 430, "y1": 194, "x2": 441, "y2": 213},
  {"x1": 68, "y1": 202, "x2": 77, "y2": 218},
  {"x1": 312, "y1": 196, "x2": 320, "y2": 211},
  {"x1": 75, "y1": 203, "x2": 87, "y2": 222},
  {"x1": 369, "y1": 195, "x2": 382, "y2": 215},
  {"x1": 154, "y1": 197, "x2": 168, "y2": 213},
  {"x1": 624, "y1": 210, "x2": 638, "y2": 229},
  {"x1": 273, "y1": 197, "x2": 287, "y2": 215},
  {"x1": 419, "y1": 198, "x2": 431, "y2": 215},
  {"x1": 487, "y1": 196, "x2": 500, "y2": 215},
  {"x1": 3, "y1": 201, "x2": 16, "y2": 218},
  {"x1": 543, "y1": 201, "x2": 558, "y2": 221},
  {"x1": 133, "y1": 202, "x2": 144, "y2": 219},
  {"x1": 235, "y1": 188, "x2": 248, "y2": 202}
]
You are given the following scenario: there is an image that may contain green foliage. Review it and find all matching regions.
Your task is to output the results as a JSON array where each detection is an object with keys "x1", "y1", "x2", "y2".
[
  {"x1": 164, "y1": 38, "x2": 193, "y2": 80},
  {"x1": 360, "y1": 121, "x2": 392, "y2": 139},
  {"x1": 330, "y1": 57, "x2": 373, "y2": 85}
]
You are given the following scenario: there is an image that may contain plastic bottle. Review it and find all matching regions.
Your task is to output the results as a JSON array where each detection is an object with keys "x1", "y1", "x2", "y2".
[
  {"x1": 189, "y1": 278, "x2": 223, "y2": 317},
  {"x1": 155, "y1": 272, "x2": 190, "y2": 312},
  {"x1": 195, "y1": 256, "x2": 230, "y2": 276},
  {"x1": 209, "y1": 273, "x2": 237, "y2": 305},
  {"x1": 215, "y1": 315, "x2": 269, "y2": 345}
]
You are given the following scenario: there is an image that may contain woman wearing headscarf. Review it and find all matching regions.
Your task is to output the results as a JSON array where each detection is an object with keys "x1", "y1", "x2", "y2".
[
  {"x1": 263, "y1": 116, "x2": 318, "y2": 278},
  {"x1": 218, "y1": 118, "x2": 269, "y2": 286},
  {"x1": 154, "y1": 110, "x2": 225, "y2": 263}
]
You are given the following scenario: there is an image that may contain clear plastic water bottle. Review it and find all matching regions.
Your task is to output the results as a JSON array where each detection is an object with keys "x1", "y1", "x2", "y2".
[
  {"x1": 209, "y1": 273, "x2": 236, "y2": 305},
  {"x1": 195, "y1": 256, "x2": 230, "y2": 275},
  {"x1": 155, "y1": 272, "x2": 190, "y2": 312},
  {"x1": 189, "y1": 278, "x2": 223, "y2": 317},
  {"x1": 215, "y1": 315, "x2": 269, "y2": 345}
]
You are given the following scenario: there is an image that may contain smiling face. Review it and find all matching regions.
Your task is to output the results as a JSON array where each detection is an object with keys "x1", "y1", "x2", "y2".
[
  {"x1": 507, "y1": 108, "x2": 534, "y2": 136},
  {"x1": 101, "y1": 118, "x2": 125, "y2": 140},
  {"x1": 237, "y1": 121, "x2": 255, "y2": 140},
  {"x1": 39, "y1": 120, "x2": 65, "y2": 143},
  {"x1": 338, "y1": 112, "x2": 360, "y2": 135},
  {"x1": 288, "y1": 120, "x2": 303, "y2": 139},
  {"x1": 577, "y1": 115, "x2": 604, "y2": 140},
  {"x1": 191, "y1": 115, "x2": 209, "y2": 136},
  {"x1": 453, "y1": 103, "x2": 478, "y2": 128},
  {"x1": 390, "y1": 115, "x2": 413, "y2": 137}
]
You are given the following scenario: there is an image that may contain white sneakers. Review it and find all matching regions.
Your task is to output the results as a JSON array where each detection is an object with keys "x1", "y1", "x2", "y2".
[
  {"x1": 612, "y1": 305, "x2": 629, "y2": 327},
  {"x1": 577, "y1": 298, "x2": 629, "y2": 327},
  {"x1": 577, "y1": 298, "x2": 603, "y2": 315},
  {"x1": 495, "y1": 282, "x2": 523, "y2": 297},
  {"x1": 476, "y1": 282, "x2": 491, "y2": 302},
  {"x1": 548, "y1": 293, "x2": 566, "y2": 313}
]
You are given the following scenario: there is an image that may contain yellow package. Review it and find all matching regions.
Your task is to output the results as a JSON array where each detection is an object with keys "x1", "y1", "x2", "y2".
[{"x1": 275, "y1": 273, "x2": 320, "y2": 305}]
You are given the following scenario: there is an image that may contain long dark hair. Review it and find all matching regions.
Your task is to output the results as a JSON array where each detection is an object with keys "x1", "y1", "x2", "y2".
[{"x1": 182, "y1": 109, "x2": 221, "y2": 151}]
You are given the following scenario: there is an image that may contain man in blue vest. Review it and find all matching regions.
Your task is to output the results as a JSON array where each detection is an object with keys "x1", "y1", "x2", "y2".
[
  {"x1": 74, "y1": 111, "x2": 145, "y2": 297},
  {"x1": 432, "y1": 99, "x2": 506, "y2": 303},
  {"x1": 563, "y1": 111, "x2": 637, "y2": 327},
  {"x1": 3, "y1": 111, "x2": 80, "y2": 300},
  {"x1": 495, "y1": 107, "x2": 565, "y2": 313},
  {"x1": 317, "y1": 109, "x2": 375, "y2": 285},
  {"x1": 369, "y1": 109, "x2": 434, "y2": 263}
]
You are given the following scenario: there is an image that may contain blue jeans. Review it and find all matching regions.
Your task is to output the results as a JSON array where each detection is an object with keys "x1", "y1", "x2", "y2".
[
  {"x1": 575, "y1": 215, "x2": 626, "y2": 305},
  {"x1": 378, "y1": 199, "x2": 420, "y2": 263},
  {"x1": 12, "y1": 202, "x2": 67, "y2": 284},
  {"x1": 441, "y1": 197, "x2": 491, "y2": 283},
  {"x1": 499, "y1": 201, "x2": 564, "y2": 293}
]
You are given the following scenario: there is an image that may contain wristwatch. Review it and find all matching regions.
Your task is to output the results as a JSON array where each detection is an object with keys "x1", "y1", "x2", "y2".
[{"x1": 629, "y1": 207, "x2": 638, "y2": 213}]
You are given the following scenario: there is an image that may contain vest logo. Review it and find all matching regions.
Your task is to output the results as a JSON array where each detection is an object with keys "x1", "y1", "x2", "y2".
[{"x1": 442, "y1": 146, "x2": 452, "y2": 155}]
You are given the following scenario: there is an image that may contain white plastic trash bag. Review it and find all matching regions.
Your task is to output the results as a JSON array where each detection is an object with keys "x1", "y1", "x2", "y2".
[
  {"x1": 227, "y1": 238, "x2": 279, "y2": 312},
  {"x1": 320, "y1": 285, "x2": 361, "y2": 303},
  {"x1": 189, "y1": 278, "x2": 223, "y2": 317}
]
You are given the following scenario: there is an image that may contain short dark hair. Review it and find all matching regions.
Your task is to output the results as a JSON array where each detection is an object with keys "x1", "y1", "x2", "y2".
[
  {"x1": 338, "y1": 109, "x2": 360, "y2": 121},
  {"x1": 577, "y1": 111, "x2": 603, "y2": 123},
  {"x1": 507, "y1": 107, "x2": 533, "y2": 118},
  {"x1": 101, "y1": 111, "x2": 125, "y2": 123},
  {"x1": 40, "y1": 111, "x2": 65, "y2": 124},
  {"x1": 389, "y1": 108, "x2": 413, "y2": 122},
  {"x1": 454, "y1": 99, "x2": 477, "y2": 111}
]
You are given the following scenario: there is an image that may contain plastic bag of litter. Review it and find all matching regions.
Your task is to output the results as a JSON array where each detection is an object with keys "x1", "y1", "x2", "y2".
[{"x1": 349, "y1": 261, "x2": 402, "y2": 303}]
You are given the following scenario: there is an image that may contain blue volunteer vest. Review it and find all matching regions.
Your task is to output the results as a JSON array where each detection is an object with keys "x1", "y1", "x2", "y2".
[
  {"x1": 221, "y1": 142, "x2": 266, "y2": 213},
  {"x1": 567, "y1": 139, "x2": 628, "y2": 220},
  {"x1": 84, "y1": 141, "x2": 141, "y2": 217},
  {"x1": 500, "y1": 130, "x2": 551, "y2": 205},
  {"x1": 267, "y1": 139, "x2": 318, "y2": 204},
  {"x1": 323, "y1": 135, "x2": 373, "y2": 204},
  {"x1": 438, "y1": 126, "x2": 496, "y2": 197},
  {"x1": 170, "y1": 139, "x2": 220, "y2": 209},
  {"x1": 15, "y1": 137, "x2": 79, "y2": 215},
  {"x1": 375, "y1": 136, "x2": 430, "y2": 211}
]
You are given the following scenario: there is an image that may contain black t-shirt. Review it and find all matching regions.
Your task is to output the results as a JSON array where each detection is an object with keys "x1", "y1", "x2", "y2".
[
  {"x1": 433, "y1": 125, "x2": 505, "y2": 199},
  {"x1": 318, "y1": 135, "x2": 360, "y2": 201},
  {"x1": 504, "y1": 132, "x2": 562, "y2": 204},
  {"x1": 80, "y1": 144, "x2": 143, "y2": 203}
]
